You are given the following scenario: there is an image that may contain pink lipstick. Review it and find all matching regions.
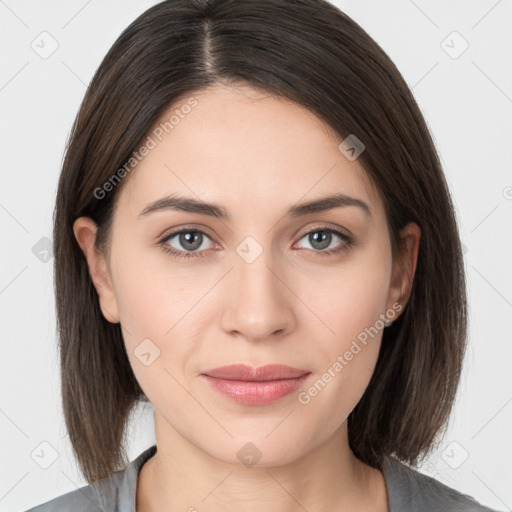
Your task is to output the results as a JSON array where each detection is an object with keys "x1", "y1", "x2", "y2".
[{"x1": 201, "y1": 364, "x2": 311, "y2": 405}]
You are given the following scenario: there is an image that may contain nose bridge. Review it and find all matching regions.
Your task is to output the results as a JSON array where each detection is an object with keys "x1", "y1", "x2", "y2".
[{"x1": 222, "y1": 234, "x2": 294, "y2": 340}]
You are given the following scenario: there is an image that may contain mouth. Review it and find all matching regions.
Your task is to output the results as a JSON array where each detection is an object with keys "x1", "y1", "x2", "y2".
[{"x1": 200, "y1": 364, "x2": 311, "y2": 405}]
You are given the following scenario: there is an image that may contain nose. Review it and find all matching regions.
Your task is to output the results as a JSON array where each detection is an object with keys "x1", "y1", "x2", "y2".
[{"x1": 220, "y1": 243, "x2": 296, "y2": 343}]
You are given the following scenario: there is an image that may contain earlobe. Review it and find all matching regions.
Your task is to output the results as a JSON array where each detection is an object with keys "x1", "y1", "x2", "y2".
[
  {"x1": 387, "y1": 222, "x2": 421, "y2": 319},
  {"x1": 73, "y1": 217, "x2": 120, "y2": 324}
]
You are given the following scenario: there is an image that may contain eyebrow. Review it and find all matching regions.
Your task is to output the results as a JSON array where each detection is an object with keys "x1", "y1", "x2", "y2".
[{"x1": 138, "y1": 193, "x2": 372, "y2": 220}]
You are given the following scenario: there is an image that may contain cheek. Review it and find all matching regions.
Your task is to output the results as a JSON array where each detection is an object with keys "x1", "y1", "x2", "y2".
[
  {"x1": 111, "y1": 248, "x2": 221, "y2": 384},
  {"x1": 112, "y1": 245, "x2": 210, "y2": 336},
  {"x1": 294, "y1": 243, "x2": 392, "y2": 352},
  {"x1": 290, "y1": 245, "x2": 391, "y2": 415},
  {"x1": 111, "y1": 265, "x2": 203, "y2": 410}
]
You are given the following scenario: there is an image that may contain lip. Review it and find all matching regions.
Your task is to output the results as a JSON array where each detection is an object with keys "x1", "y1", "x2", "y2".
[
  {"x1": 201, "y1": 364, "x2": 311, "y2": 405},
  {"x1": 202, "y1": 364, "x2": 309, "y2": 381}
]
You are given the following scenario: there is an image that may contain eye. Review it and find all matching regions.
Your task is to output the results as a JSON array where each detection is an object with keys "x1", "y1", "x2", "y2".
[
  {"x1": 158, "y1": 228, "x2": 216, "y2": 260},
  {"x1": 158, "y1": 225, "x2": 353, "y2": 261},
  {"x1": 294, "y1": 227, "x2": 353, "y2": 256}
]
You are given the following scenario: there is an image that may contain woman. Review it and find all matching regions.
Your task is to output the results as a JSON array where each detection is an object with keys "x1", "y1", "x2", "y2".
[{"x1": 25, "y1": 0, "x2": 501, "y2": 510}]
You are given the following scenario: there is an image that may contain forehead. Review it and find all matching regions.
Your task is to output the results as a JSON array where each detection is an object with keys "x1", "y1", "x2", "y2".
[{"x1": 116, "y1": 84, "x2": 382, "y2": 221}]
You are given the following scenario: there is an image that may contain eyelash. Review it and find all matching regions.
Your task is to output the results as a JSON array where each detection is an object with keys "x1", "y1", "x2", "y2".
[{"x1": 158, "y1": 225, "x2": 354, "y2": 261}]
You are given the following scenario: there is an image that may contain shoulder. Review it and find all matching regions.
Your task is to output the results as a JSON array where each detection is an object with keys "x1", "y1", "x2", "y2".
[
  {"x1": 23, "y1": 445, "x2": 157, "y2": 512},
  {"x1": 23, "y1": 485, "x2": 106, "y2": 512},
  {"x1": 22, "y1": 473, "x2": 123, "y2": 512},
  {"x1": 383, "y1": 456, "x2": 502, "y2": 512}
]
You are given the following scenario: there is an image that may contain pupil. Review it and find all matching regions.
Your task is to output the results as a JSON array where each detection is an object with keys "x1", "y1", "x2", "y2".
[
  {"x1": 181, "y1": 231, "x2": 201, "y2": 250},
  {"x1": 311, "y1": 231, "x2": 330, "y2": 250}
]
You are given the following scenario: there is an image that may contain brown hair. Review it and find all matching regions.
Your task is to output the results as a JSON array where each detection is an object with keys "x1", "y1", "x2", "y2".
[{"x1": 54, "y1": 0, "x2": 467, "y2": 484}]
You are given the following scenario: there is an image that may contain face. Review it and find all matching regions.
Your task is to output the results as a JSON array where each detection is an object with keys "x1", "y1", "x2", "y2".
[{"x1": 75, "y1": 83, "x2": 419, "y2": 467}]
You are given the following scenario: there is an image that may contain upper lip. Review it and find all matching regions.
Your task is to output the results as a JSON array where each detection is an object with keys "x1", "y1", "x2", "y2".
[{"x1": 202, "y1": 364, "x2": 310, "y2": 381}]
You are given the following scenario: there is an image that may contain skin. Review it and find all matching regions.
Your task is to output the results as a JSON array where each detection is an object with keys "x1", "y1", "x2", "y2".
[{"x1": 74, "y1": 83, "x2": 420, "y2": 512}]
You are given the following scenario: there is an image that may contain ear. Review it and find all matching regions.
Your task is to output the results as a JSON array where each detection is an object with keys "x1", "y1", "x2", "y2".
[
  {"x1": 386, "y1": 222, "x2": 421, "y2": 319},
  {"x1": 73, "y1": 217, "x2": 120, "y2": 324}
]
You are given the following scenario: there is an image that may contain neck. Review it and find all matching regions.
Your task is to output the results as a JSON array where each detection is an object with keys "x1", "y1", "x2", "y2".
[{"x1": 136, "y1": 411, "x2": 389, "y2": 512}]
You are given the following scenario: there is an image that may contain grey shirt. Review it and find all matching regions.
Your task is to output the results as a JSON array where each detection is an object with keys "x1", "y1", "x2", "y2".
[{"x1": 24, "y1": 444, "x2": 501, "y2": 512}]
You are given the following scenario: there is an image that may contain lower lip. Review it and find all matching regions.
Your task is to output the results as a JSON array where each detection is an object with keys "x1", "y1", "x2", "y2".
[{"x1": 201, "y1": 374, "x2": 310, "y2": 405}]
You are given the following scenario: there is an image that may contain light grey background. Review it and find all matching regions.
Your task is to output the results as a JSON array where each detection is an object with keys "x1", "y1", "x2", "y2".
[{"x1": 1, "y1": 1, "x2": 511, "y2": 511}]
